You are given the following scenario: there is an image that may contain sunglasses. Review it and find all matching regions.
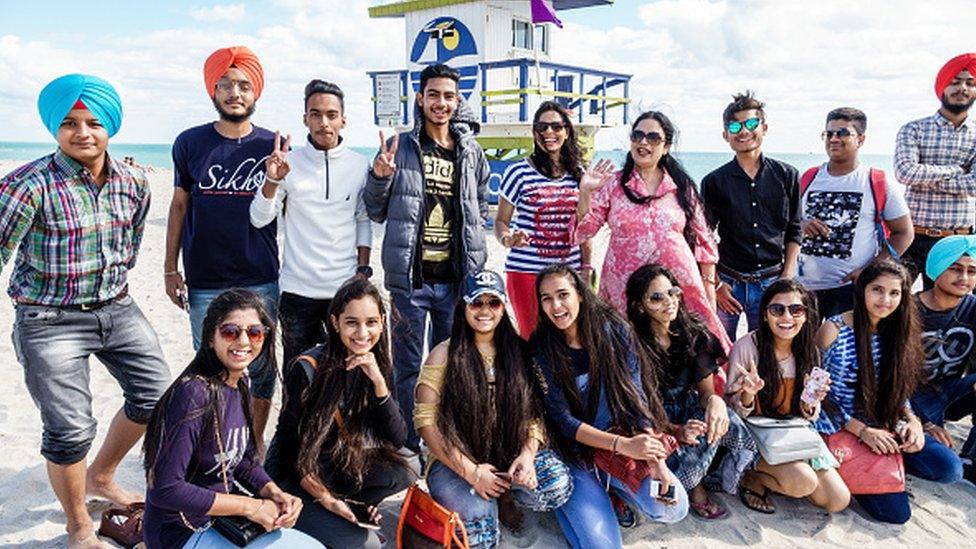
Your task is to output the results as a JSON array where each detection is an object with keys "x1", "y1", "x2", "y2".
[
  {"x1": 766, "y1": 303, "x2": 807, "y2": 318},
  {"x1": 821, "y1": 128, "x2": 857, "y2": 140},
  {"x1": 630, "y1": 130, "x2": 665, "y2": 145},
  {"x1": 645, "y1": 287, "x2": 683, "y2": 304},
  {"x1": 534, "y1": 121, "x2": 566, "y2": 133},
  {"x1": 218, "y1": 323, "x2": 269, "y2": 343},
  {"x1": 726, "y1": 117, "x2": 762, "y2": 134},
  {"x1": 468, "y1": 297, "x2": 504, "y2": 310}
]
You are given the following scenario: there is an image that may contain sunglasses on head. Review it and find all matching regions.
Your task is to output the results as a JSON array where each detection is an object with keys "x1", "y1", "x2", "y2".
[
  {"x1": 821, "y1": 128, "x2": 857, "y2": 140},
  {"x1": 726, "y1": 117, "x2": 762, "y2": 134},
  {"x1": 766, "y1": 303, "x2": 807, "y2": 318},
  {"x1": 534, "y1": 121, "x2": 566, "y2": 133},
  {"x1": 468, "y1": 297, "x2": 504, "y2": 310},
  {"x1": 630, "y1": 130, "x2": 665, "y2": 145},
  {"x1": 646, "y1": 287, "x2": 682, "y2": 304},
  {"x1": 218, "y1": 323, "x2": 269, "y2": 343}
]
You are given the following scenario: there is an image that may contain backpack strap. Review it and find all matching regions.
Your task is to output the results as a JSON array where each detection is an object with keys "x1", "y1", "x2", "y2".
[
  {"x1": 868, "y1": 168, "x2": 887, "y2": 224},
  {"x1": 799, "y1": 166, "x2": 820, "y2": 196}
]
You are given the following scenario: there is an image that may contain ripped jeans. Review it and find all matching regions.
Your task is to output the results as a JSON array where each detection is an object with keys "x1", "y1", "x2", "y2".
[{"x1": 426, "y1": 449, "x2": 573, "y2": 548}]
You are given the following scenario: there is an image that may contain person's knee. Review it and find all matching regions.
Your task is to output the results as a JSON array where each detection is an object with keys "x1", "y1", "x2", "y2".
[
  {"x1": 822, "y1": 492, "x2": 852, "y2": 514},
  {"x1": 780, "y1": 466, "x2": 819, "y2": 498},
  {"x1": 42, "y1": 423, "x2": 97, "y2": 465}
]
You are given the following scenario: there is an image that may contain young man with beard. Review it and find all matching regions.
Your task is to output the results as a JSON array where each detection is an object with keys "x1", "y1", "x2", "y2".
[
  {"x1": 1, "y1": 75, "x2": 170, "y2": 548},
  {"x1": 701, "y1": 91, "x2": 802, "y2": 341},
  {"x1": 912, "y1": 235, "x2": 976, "y2": 485},
  {"x1": 896, "y1": 53, "x2": 976, "y2": 289},
  {"x1": 250, "y1": 80, "x2": 373, "y2": 367},
  {"x1": 797, "y1": 108, "x2": 913, "y2": 318},
  {"x1": 164, "y1": 46, "x2": 280, "y2": 455},
  {"x1": 364, "y1": 63, "x2": 490, "y2": 451}
]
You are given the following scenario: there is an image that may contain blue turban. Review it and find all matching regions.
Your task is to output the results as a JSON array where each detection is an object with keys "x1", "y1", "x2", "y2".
[
  {"x1": 37, "y1": 74, "x2": 123, "y2": 138},
  {"x1": 925, "y1": 235, "x2": 976, "y2": 280}
]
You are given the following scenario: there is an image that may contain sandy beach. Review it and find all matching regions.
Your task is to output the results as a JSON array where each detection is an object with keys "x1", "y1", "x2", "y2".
[{"x1": 0, "y1": 158, "x2": 975, "y2": 548}]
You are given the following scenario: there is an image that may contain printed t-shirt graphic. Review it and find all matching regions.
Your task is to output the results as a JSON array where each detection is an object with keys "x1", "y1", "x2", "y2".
[
  {"x1": 420, "y1": 133, "x2": 458, "y2": 282},
  {"x1": 801, "y1": 191, "x2": 862, "y2": 259}
]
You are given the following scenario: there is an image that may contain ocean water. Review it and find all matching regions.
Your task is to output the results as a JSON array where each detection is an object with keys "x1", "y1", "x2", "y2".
[{"x1": 0, "y1": 141, "x2": 893, "y2": 183}]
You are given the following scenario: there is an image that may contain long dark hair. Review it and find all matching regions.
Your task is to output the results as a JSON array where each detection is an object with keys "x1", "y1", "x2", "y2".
[
  {"x1": 437, "y1": 296, "x2": 536, "y2": 468},
  {"x1": 296, "y1": 278, "x2": 405, "y2": 486},
  {"x1": 531, "y1": 264, "x2": 668, "y2": 457},
  {"x1": 624, "y1": 264, "x2": 716, "y2": 389},
  {"x1": 144, "y1": 289, "x2": 276, "y2": 481},
  {"x1": 529, "y1": 101, "x2": 583, "y2": 181},
  {"x1": 754, "y1": 279, "x2": 820, "y2": 418},
  {"x1": 851, "y1": 258, "x2": 922, "y2": 429},
  {"x1": 619, "y1": 111, "x2": 705, "y2": 251}
]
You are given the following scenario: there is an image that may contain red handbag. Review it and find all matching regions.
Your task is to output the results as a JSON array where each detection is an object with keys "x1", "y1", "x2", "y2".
[
  {"x1": 825, "y1": 430, "x2": 905, "y2": 495},
  {"x1": 592, "y1": 428, "x2": 678, "y2": 493},
  {"x1": 397, "y1": 485, "x2": 469, "y2": 548}
]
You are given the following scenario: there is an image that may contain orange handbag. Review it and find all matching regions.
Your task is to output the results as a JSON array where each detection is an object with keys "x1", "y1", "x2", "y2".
[
  {"x1": 397, "y1": 485, "x2": 469, "y2": 549},
  {"x1": 825, "y1": 430, "x2": 905, "y2": 495}
]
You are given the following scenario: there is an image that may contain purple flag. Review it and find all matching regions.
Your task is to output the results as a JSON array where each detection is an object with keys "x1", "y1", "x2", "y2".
[{"x1": 531, "y1": 0, "x2": 563, "y2": 28}]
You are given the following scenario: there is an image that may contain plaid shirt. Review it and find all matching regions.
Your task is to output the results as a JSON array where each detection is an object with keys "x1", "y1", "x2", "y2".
[
  {"x1": 894, "y1": 111, "x2": 976, "y2": 229},
  {"x1": 0, "y1": 150, "x2": 150, "y2": 306}
]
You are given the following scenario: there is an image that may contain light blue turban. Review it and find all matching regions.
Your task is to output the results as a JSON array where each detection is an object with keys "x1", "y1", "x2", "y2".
[
  {"x1": 926, "y1": 234, "x2": 976, "y2": 280},
  {"x1": 37, "y1": 74, "x2": 122, "y2": 138}
]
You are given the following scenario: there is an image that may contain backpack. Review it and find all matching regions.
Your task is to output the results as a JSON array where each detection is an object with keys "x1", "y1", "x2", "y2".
[{"x1": 799, "y1": 166, "x2": 899, "y2": 260}]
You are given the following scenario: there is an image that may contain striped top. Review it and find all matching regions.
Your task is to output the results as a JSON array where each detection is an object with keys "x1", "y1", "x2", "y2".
[
  {"x1": 0, "y1": 150, "x2": 149, "y2": 306},
  {"x1": 499, "y1": 160, "x2": 581, "y2": 273},
  {"x1": 813, "y1": 316, "x2": 908, "y2": 435}
]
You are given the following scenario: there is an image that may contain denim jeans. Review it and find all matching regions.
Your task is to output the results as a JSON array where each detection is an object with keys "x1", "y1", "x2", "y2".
[
  {"x1": 555, "y1": 463, "x2": 689, "y2": 549},
  {"x1": 814, "y1": 284, "x2": 856, "y2": 320},
  {"x1": 717, "y1": 273, "x2": 776, "y2": 342},
  {"x1": 912, "y1": 373, "x2": 976, "y2": 462},
  {"x1": 427, "y1": 449, "x2": 573, "y2": 548},
  {"x1": 278, "y1": 292, "x2": 331, "y2": 371},
  {"x1": 188, "y1": 281, "x2": 279, "y2": 399},
  {"x1": 854, "y1": 434, "x2": 963, "y2": 524},
  {"x1": 11, "y1": 297, "x2": 171, "y2": 464},
  {"x1": 182, "y1": 527, "x2": 323, "y2": 548},
  {"x1": 390, "y1": 283, "x2": 459, "y2": 450}
]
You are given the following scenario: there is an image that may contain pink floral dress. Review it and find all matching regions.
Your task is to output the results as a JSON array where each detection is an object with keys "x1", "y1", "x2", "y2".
[{"x1": 571, "y1": 169, "x2": 732, "y2": 353}]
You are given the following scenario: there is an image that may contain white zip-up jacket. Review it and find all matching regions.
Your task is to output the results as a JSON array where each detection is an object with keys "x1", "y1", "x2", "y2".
[{"x1": 250, "y1": 137, "x2": 371, "y2": 299}]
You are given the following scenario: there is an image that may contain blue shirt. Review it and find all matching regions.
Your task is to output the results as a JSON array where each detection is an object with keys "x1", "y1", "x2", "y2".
[{"x1": 173, "y1": 123, "x2": 278, "y2": 288}]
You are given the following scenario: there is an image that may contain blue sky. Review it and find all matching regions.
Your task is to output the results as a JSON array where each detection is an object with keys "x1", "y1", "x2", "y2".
[{"x1": 0, "y1": 0, "x2": 972, "y2": 154}]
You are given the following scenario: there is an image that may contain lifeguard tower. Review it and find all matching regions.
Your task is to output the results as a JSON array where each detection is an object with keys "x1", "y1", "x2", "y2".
[{"x1": 367, "y1": 0, "x2": 631, "y2": 203}]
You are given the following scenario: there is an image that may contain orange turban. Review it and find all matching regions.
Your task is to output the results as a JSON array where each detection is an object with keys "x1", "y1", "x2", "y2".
[
  {"x1": 934, "y1": 53, "x2": 976, "y2": 99},
  {"x1": 203, "y1": 46, "x2": 265, "y2": 100}
]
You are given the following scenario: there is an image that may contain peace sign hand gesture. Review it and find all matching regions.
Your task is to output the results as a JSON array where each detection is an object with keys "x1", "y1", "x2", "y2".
[
  {"x1": 580, "y1": 158, "x2": 616, "y2": 193},
  {"x1": 265, "y1": 131, "x2": 292, "y2": 182},
  {"x1": 732, "y1": 364, "x2": 765, "y2": 398},
  {"x1": 372, "y1": 131, "x2": 398, "y2": 178}
]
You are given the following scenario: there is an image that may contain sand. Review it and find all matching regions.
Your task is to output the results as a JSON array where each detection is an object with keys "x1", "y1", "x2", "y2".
[{"x1": 0, "y1": 158, "x2": 974, "y2": 548}]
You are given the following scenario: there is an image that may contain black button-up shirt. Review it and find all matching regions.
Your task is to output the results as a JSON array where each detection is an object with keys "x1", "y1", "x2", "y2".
[{"x1": 701, "y1": 155, "x2": 802, "y2": 273}]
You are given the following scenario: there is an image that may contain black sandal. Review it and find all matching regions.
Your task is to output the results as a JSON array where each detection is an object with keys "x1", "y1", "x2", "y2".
[{"x1": 738, "y1": 485, "x2": 776, "y2": 514}]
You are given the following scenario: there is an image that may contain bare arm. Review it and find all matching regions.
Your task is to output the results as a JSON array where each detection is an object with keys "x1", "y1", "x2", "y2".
[{"x1": 164, "y1": 188, "x2": 190, "y2": 308}]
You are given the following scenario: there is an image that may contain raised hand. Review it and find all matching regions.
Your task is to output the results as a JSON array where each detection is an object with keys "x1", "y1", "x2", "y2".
[
  {"x1": 580, "y1": 158, "x2": 616, "y2": 192},
  {"x1": 265, "y1": 131, "x2": 291, "y2": 182},
  {"x1": 372, "y1": 131, "x2": 398, "y2": 178},
  {"x1": 732, "y1": 364, "x2": 765, "y2": 398}
]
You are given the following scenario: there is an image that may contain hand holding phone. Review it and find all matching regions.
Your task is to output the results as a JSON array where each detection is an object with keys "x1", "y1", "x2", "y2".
[
  {"x1": 344, "y1": 499, "x2": 381, "y2": 530},
  {"x1": 801, "y1": 367, "x2": 830, "y2": 406},
  {"x1": 648, "y1": 479, "x2": 677, "y2": 504}
]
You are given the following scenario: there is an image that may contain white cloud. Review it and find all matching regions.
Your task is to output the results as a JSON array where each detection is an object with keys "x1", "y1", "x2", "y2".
[{"x1": 189, "y1": 4, "x2": 247, "y2": 22}]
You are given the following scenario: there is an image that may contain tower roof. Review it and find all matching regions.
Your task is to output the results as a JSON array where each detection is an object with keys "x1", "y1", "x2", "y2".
[{"x1": 369, "y1": 0, "x2": 614, "y2": 18}]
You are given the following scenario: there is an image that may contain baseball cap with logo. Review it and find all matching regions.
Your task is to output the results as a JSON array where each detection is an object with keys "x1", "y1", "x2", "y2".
[{"x1": 462, "y1": 270, "x2": 506, "y2": 303}]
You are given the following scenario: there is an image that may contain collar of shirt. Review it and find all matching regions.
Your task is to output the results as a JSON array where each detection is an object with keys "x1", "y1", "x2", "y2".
[
  {"x1": 932, "y1": 110, "x2": 976, "y2": 132},
  {"x1": 728, "y1": 153, "x2": 768, "y2": 182},
  {"x1": 52, "y1": 148, "x2": 119, "y2": 183}
]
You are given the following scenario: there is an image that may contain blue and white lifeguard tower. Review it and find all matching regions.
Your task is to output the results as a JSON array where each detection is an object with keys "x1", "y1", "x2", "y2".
[{"x1": 367, "y1": 0, "x2": 631, "y2": 204}]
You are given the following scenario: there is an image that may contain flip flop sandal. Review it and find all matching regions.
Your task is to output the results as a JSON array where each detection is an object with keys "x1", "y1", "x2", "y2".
[
  {"x1": 690, "y1": 497, "x2": 729, "y2": 519},
  {"x1": 97, "y1": 502, "x2": 144, "y2": 548},
  {"x1": 738, "y1": 485, "x2": 776, "y2": 514}
]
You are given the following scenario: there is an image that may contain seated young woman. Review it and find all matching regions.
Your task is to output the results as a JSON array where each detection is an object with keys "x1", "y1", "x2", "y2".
[
  {"x1": 813, "y1": 258, "x2": 963, "y2": 524},
  {"x1": 625, "y1": 264, "x2": 757, "y2": 520},
  {"x1": 264, "y1": 278, "x2": 414, "y2": 548},
  {"x1": 143, "y1": 289, "x2": 319, "y2": 549},
  {"x1": 532, "y1": 264, "x2": 689, "y2": 549},
  {"x1": 415, "y1": 270, "x2": 573, "y2": 549},
  {"x1": 727, "y1": 279, "x2": 850, "y2": 514}
]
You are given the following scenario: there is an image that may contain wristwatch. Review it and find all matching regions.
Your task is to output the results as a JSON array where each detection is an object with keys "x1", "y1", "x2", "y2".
[{"x1": 356, "y1": 265, "x2": 374, "y2": 279}]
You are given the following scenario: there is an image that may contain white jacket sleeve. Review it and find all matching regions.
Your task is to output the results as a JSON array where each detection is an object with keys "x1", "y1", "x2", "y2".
[
  {"x1": 249, "y1": 182, "x2": 286, "y2": 228},
  {"x1": 355, "y1": 173, "x2": 373, "y2": 248}
]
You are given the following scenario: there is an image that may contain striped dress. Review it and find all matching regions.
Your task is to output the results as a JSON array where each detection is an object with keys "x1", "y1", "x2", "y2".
[{"x1": 499, "y1": 159, "x2": 581, "y2": 272}]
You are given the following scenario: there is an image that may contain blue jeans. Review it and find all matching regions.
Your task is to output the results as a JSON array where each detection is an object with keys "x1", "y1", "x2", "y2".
[
  {"x1": 182, "y1": 527, "x2": 323, "y2": 548},
  {"x1": 427, "y1": 450, "x2": 573, "y2": 548},
  {"x1": 391, "y1": 283, "x2": 458, "y2": 450},
  {"x1": 912, "y1": 373, "x2": 976, "y2": 462},
  {"x1": 555, "y1": 463, "x2": 688, "y2": 549},
  {"x1": 188, "y1": 282, "x2": 279, "y2": 399},
  {"x1": 855, "y1": 434, "x2": 963, "y2": 524},
  {"x1": 717, "y1": 273, "x2": 776, "y2": 342}
]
